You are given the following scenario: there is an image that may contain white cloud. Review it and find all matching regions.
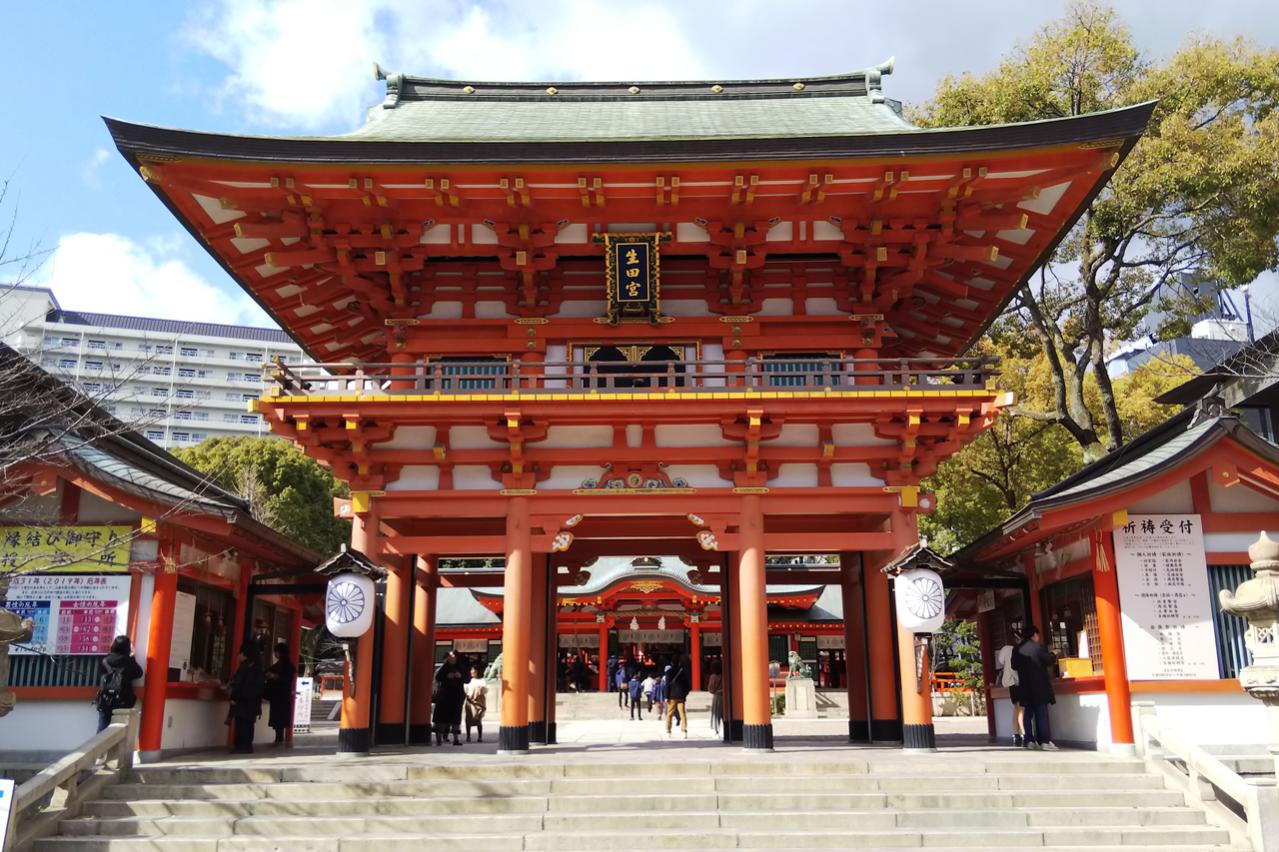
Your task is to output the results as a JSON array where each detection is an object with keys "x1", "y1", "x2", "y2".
[
  {"x1": 37, "y1": 232, "x2": 274, "y2": 328},
  {"x1": 81, "y1": 148, "x2": 110, "y2": 187}
]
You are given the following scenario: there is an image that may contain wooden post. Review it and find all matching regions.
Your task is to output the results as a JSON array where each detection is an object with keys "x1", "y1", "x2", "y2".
[
  {"x1": 339, "y1": 508, "x2": 379, "y2": 755},
  {"x1": 409, "y1": 555, "x2": 437, "y2": 744},
  {"x1": 891, "y1": 510, "x2": 934, "y2": 751},
  {"x1": 528, "y1": 558, "x2": 547, "y2": 744},
  {"x1": 1093, "y1": 530, "x2": 1135, "y2": 753},
  {"x1": 689, "y1": 621, "x2": 702, "y2": 690},
  {"x1": 137, "y1": 538, "x2": 178, "y2": 763},
  {"x1": 863, "y1": 554, "x2": 901, "y2": 742},
  {"x1": 376, "y1": 554, "x2": 410, "y2": 744},
  {"x1": 840, "y1": 551, "x2": 870, "y2": 742},
  {"x1": 498, "y1": 496, "x2": 532, "y2": 754},
  {"x1": 597, "y1": 622, "x2": 609, "y2": 693},
  {"x1": 738, "y1": 494, "x2": 773, "y2": 750},
  {"x1": 978, "y1": 610, "x2": 997, "y2": 742}
]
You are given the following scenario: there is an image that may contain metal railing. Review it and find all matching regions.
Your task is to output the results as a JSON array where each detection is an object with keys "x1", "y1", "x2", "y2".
[
  {"x1": 267, "y1": 356, "x2": 997, "y2": 397},
  {"x1": 1132, "y1": 701, "x2": 1278, "y2": 851},
  {"x1": 6, "y1": 708, "x2": 139, "y2": 851}
]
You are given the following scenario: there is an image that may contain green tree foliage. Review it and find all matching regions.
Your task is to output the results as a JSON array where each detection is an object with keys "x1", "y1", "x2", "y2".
[
  {"x1": 174, "y1": 436, "x2": 350, "y2": 555},
  {"x1": 931, "y1": 618, "x2": 984, "y2": 693},
  {"x1": 914, "y1": 1, "x2": 1279, "y2": 460}
]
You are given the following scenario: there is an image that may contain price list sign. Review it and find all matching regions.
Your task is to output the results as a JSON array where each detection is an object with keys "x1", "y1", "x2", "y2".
[
  {"x1": 7, "y1": 574, "x2": 130, "y2": 656},
  {"x1": 1113, "y1": 514, "x2": 1219, "y2": 680}
]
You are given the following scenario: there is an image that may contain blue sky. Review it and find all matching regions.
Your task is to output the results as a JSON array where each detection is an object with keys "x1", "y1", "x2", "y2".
[{"x1": 2, "y1": 0, "x2": 1277, "y2": 329}]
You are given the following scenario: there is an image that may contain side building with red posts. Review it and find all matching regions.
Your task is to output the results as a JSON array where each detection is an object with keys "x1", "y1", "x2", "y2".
[{"x1": 1, "y1": 345, "x2": 320, "y2": 763}]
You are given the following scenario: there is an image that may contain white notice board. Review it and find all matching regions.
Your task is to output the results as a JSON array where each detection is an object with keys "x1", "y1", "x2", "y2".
[
  {"x1": 169, "y1": 591, "x2": 197, "y2": 673},
  {"x1": 7, "y1": 574, "x2": 131, "y2": 656},
  {"x1": 293, "y1": 677, "x2": 313, "y2": 733},
  {"x1": 1113, "y1": 514, "x2": 1219, "y2": 680}
]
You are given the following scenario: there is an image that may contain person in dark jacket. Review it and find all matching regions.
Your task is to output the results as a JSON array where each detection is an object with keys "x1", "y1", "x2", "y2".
[
  {"x1": 95, "y1": 635, "x2": 144, "y2": 732},
  {"x1": 264, "y1": 642, "x2": 296, "y2": 745},
  {"x1": 664, "y1": 655, "x2": 693, "y2": 738},
  {"x1": 1011, "y1": 625, "x2": 1058, "y2": 750},
  {"x1": 433, "y1": 651, "x2": 467, "y2": 745},
  {"x1": 228, "y1": 643, "x2": 265, "y2": 754}
]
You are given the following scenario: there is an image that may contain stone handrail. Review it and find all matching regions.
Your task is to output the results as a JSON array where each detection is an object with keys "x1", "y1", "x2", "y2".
[
  {"x1": 1132, "y1": 701, "x2": 1278, "y2": 851},
  {"x1": 4, "y1": 707, "x2": 139, "y2": 852}
]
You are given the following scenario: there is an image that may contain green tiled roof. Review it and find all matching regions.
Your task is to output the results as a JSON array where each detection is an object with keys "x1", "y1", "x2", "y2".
[{"x1": 345, "y1": 65, "x2": 914, "y2": 143}]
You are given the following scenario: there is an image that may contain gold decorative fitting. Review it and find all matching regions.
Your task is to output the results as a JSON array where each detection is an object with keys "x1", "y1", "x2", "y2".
[
  {"x1": 792, "y1": 82, "x2": 805, "y2": 91},
  {"x1": 628, "y1": 85, "x2": 640, "y2": 94},
  {"x1": 711, "y1": 84, "x2": 724, "y2": 93},
  {"x1": 462, "y1": 85, "x2": 475, "y2": 94},
  {"x1": 546, "y1": 86, "x2": 559, "y2": 95}
]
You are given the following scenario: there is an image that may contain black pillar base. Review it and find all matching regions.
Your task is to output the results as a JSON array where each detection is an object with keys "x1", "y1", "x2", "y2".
[
  {"x1": 529, "y1": 720, "x2": 547, "y2": 745},
  {"x1": 728, "y1": 719, "x2": 744, "y2": 742},
  {"x1": 743, "y1": 723, "x2": 774, "y2": 750},
  {"x1": 337, "y1": 726, "x2": 371, "y2": 754},
  {"x1": 408, "y1": 723, "x2": 431, "y2": 745},
  {"x1": 870, "y1": 718, "x2": 903, "y2": 742},
  {"x1": 498, "y1": 724, "x2": 530, "y2": 753},
  {"x1": 374, "y1": 722, "x2": 406, "y2": 745},
  {"x1": 849, "y1": 719, "x2": 870, "y2": 743},
  {"x1": 546, "y1": 721, "x2": 557, "y2": 744},
  {"x1": 902, "y1": 723, "x2": 936, "y2": 750}
]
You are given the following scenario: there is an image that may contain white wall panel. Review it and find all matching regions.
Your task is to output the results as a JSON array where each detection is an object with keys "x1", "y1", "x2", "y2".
[
  {"x1": 655, "y1": 425, "x2": 733, "y2": 448},
  {"x1": 452, "y1": 465, "x2": 501, "y2": 490},
  {"x1": 374, "y1": 425, "x2": 436, "y2": 450},
  {"x1": 663, "y1": 465, "x2": 732, "y2": 488},
  {"x1": 830, "y1": 464, "x2": 883, "y2": 486},
  {"x1": 387, "y1": 465, "x2": 440, "y2": 491},
  {"x1": 449, "y1": 426, "x2": 503, "y2": 449}
]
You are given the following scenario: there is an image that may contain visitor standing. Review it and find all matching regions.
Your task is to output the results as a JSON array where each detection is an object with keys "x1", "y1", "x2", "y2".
[
  {"x1": 664, "y1": 655, "x2": 692, "y2": 739},
  {"x1": 995, "y1": 628, "x2": 1026, "y2": 747},
  {"x1": 464, "y1": 665, "x2": 488, "y2": 743},
  {"x1": 264, "y1": 642, "x2": 296, "y2": 745},
  {"x1": 94, "y1": 635, "x2": 143, "y2": 732},
  {"x1": 228, "y1": 643, "x2": 264, "y2": 754},
  {"x1": 1012, "y1": 625, "x2": 1058, "y2": 750},
  {"x1": 433, "y1": 651, "x2": 468, "y2": 745},
  {"x1": 706, "y1": 660, "x2": 723, "y2": 736},
  {"x1": 570, "y1": 655, "x2": 587, "y2": 693},
  {"x1": 628, "y1": 671, "x2": 644, "y2": 720},
  {"x1": 616, "y1": 663, "x2": 629, "y2": 709},
  {"x1": 642, "y1": 670, "x2": 658, "y2": 712}
]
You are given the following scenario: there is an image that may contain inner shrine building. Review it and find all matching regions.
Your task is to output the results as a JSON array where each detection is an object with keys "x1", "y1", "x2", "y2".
[{"x1": 108, "y1": 62, "x2": 1152, "y2": 753}]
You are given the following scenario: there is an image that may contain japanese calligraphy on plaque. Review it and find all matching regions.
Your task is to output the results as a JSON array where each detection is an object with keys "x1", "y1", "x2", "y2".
[
  {"x1": 595, "y1": 232, "x2": 669, "y2": 323},
  {"x1": 1113, "y1": 514, "x2": 1218, "y2": 679},
  {"x1": 0, "y1": 525, "x2": 132, "y2": 574}
]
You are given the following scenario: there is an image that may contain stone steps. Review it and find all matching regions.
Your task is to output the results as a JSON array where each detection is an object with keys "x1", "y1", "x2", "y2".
[{"x1": 35, "y1": 754, "x2": 1244, "y2": 851}]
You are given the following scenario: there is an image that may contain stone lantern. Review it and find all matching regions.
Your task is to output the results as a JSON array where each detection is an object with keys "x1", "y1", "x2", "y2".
[{"x1": 1218, "y1": 531, "x2": 1279, "y2": 778}]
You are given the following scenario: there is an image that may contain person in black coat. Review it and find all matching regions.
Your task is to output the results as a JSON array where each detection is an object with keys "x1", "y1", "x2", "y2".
[
  {"x1": 95, "y1": 635, "x2": 144, "y2": 732},
  {"x1": 432, "y1": 651, "x2": 467, "y2": 746},
  {"x1": 264, "y1": 642, "x2": 296, "y2": 745},
  {"x1": 228, "y1": 643, "x2": 265, "y2": 754},
  {"x1": 664, "y1": 654, "x2": 693, "y2": 738},
  {"x1": 1011, "y1": 625, "x2": 1057, "y2": 749}
]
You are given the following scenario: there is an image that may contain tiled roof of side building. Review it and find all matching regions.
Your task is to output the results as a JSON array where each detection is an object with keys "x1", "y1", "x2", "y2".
[{"x1": 46, "y1": 309, "x2": 298, "y2": 345}]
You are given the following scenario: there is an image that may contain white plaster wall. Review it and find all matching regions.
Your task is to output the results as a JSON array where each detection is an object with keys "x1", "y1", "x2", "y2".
[
  {"x1": 373, "y1": 425, "x2": 437, "y2": 450},
  {"x1": 1126, "y1": 479, "x2": 1193, "y2": 513},
  {"x1": 1210, "y1": 481, "x2": 1279, "y2": 512},
  {"x1": 1206, "y1": 532, "x2": 1264, "y2": 553},
  {"x1": 764, "y1": 424, "x2": 819, "y2": 447},
  {"x1": 449, "y1": 426, "x2": 503, "y2": 449},
  {"x1": 555, "y1": 224, "x2": 588, "y2": 244},
  {"x1": 655, "y1": 425, "x2": 733, "y2": 448},
  {"x1": 470, "y1": 225, "x2": 497, "y2": 244},
  {"x1": 452, "y1": 466, "x2": 501, "y2": 490},
  {"x1": 662, "y1": 300, "x2": 709, "y2": 316},
  {"x1": 544, "y1": 344, "x2": 568, "y2": 389},
  {"x1": 387, "y1": 466, "x2": 440, "y2": 491},
  {"x1": 551, "y1": 300, "x2": 607, "y2": 318},
  {"x1": 162, "y1": 697, "x2": 244, "y2": 753},
  {"x1": 421, "y1": 224, "x2": 451, "y2": 244},
  {"x1": 421, "y1": 301, "x2": 463, "y2": 320},
  {"x1": 474, "y1": 301, "x2": 511, "y2": 318},
  {"x1": 77, "y1": 491, "x2": 138, "y2": 524},
  {"x1": 1141, "y1": 691, "x2": 1269, "y2": 747},
  {"x1": 831, "y1": 423, "x2": 896, "y2": 446},
  {"x1": 1, "y1": 700, "x2": 97, "y2": 754},
  {"x1": 830, "y1": 464, "x2": 883, "y2": 486},
  {"x1": 542, "y1": 465, "x2": 607, "y2": 490},
  {"x1": 134, "y1": 573, "x2": 154, "y2": 659},
  {"x1": 701, "y1": 343, "x2": 725, "y2": 388},
  {"x1": 542, "y1": 425, "x2": 613, "y2": 449},
  {"x1": 663, "y1": 465, "x2": 732, "y2": 488},
  {"x1": 758, "y1": 298, "x2": 793, "y2": 316},
  {"x1": 804, "y1": 297, "x2": 840, "y2": 316},
  {"x1": 765, "y1": 221, "x2": 793, "y2": 241},
  {"x1": 772, "y1": 464, "x2": 819, "y2": 487},
  {"x1": 675, "y1": 222, "x2": 709, "y2": 242},
  {"x1": 625, "y1": 424, "x2": 643, "y2": 448}
]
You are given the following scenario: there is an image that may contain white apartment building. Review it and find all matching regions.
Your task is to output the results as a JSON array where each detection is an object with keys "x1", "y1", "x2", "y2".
[{"x1": 2, "y1": 286, "x2": 304, "y2": 449}]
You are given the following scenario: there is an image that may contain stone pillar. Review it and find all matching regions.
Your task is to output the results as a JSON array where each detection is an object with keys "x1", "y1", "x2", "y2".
[
  {"x1": 498, "y1": 496, "x2": 532, "y2": 754},
  {"x1": 339, "y1": 508, "x2": 378, "y2": 756},
  {"x1": 1092, "y1": 530, "x2": 1135, "y2": 754},
  {"x1": 738, "y1": 494, "x2": 773, "y2": 750},
  {"x1": 377, "y1": 554, "x2": 410, "y2": 744},
  {"x1": 840, "y1": 551, "x2": 870, "y2": 742},
  {"x1": 409, "y1": 555, "x2": 436, "y2": 744},
  {"x1": 528, "y1": 558, "x2": 547, "y2": 744},
  {"x1": 138, "y1": 539, "x2": 178, "y2": 763}
]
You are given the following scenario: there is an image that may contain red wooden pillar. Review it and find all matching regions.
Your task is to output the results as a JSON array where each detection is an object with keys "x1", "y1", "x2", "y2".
[
  {"x1": 738, "y1": 494, "x2": 773, "y2": 750},
  {"x1": 977, "y1": 610, "x2": 996, "y2": 742},
  {"x1": 597, "y1": 621, "x2": 609, "y2": 693},
  {"x1": 528, "y1": 558, "x2": 547, "y2": 744},
  {"x1": 409, "y1": 555, "x2": 436, "y2": 744},
  {"x1": 286, "y1": 607, "x2": 302, "y2": 745},
  {"x1": 339, "y1": 506, "x2": 378, "y2": 755},
  {"x1": 498, "y1": 495, "x2": 532, "y2": 753},
  {"x1": 138, "y1": 538, "x2": 178, "y2": 763},
  {"x1": 377, "y1": 554, "x2": 411, "y2": 744},
  {"x1": 863, "y1": 554, "x2": 900, "y2": 741},
  {"x1": 1093, "y1": 529, "x2": 1135, "y2": 753},
  {"x1": 1024, "y1": 552, "x2": 1045, "y2": 634},
  {"x1": 840, "y1": 551, "x2": 869, "y2": 742},
  {"x1": 689, "y1": 621, "x2": 702, "y2": 691}
]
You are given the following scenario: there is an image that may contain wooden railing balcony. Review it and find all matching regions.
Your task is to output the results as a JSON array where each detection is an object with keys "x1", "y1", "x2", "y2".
[{"x1": 265, "y1": 356, "x2": 998, "y2": 398}]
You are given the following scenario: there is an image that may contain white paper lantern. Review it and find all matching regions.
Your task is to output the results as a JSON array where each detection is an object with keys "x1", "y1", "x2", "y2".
[
  {"x1": 894, "y1": 568, "x2": 946, "y2": 634},
  {"x1": 325, "y1": 572, "x2": 376, "y2": 638}
]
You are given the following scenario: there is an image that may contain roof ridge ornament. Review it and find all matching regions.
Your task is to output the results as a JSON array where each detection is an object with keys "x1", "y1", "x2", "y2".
[
  {"x1": 865, "y1": 57, "x2": 895, "y2": 104},
  {"x1": 374, "y1": 63, "x2": 403, "y2": 109}
]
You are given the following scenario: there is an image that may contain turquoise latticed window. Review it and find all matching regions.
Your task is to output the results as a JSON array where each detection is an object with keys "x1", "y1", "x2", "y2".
[
  {"x1": 1209, "y1": 564, "x2": 1252, "y2": 679},
  {"x1": 439, "y1": 358, "x2": 506, "y2": 390},
  {"x1": 762, "y1": 354, "x2": 840, "y2": 388}
]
